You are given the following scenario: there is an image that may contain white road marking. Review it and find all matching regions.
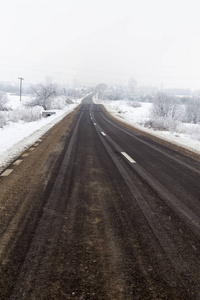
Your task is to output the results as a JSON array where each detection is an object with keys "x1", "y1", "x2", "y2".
[
  {"x1": 121, "y1": 152, "x2": 136, "y2": 164},
  {"x1": 1, "y1": 169, "x2": 13, "y2": 176},
  {"x1": 101, "y1": 132, "x2": 106, "y2": 136},
  {"x1": 13, "y1": 160, "x2": 23, "y2": 166}
]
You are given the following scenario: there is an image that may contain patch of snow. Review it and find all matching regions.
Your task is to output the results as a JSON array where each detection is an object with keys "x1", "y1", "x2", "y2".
[{"x1": 6, "y1": 94, "x2": 30, "y2": 110}]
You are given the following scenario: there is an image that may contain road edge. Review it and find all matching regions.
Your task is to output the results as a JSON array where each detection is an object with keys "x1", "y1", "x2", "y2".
[{"x1": 0, "y1": 105, "x2": 81, "y2": 176}]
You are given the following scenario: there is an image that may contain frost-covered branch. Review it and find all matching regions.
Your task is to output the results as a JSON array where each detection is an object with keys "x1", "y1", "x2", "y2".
[{"x1": 28, "y1": 84, "x2": 57, "y2": 110}]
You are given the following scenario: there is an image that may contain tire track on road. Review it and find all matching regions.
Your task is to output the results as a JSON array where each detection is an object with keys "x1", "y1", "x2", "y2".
[{"x1": 92, "y1": 108, "x2": 198, "y2": 294}]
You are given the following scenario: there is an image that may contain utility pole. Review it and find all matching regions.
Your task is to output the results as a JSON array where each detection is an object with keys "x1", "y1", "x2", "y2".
[{"x1": 18, "y1": 77, "x2": 24, "y2": 101}]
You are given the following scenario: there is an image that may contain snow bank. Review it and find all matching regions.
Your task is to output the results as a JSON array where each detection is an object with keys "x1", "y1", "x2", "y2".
[{"x1": 0, "y1": 97, "x2": 81, "y2": 171}]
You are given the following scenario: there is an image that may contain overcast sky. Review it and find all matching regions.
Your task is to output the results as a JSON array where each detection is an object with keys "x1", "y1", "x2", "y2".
[{"x1": 1, "y1": 0, "x2": 200, "y2": 89}]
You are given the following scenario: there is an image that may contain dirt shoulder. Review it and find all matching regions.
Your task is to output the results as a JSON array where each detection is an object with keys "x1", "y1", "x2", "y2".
[{"x1": 0, "y1": 105, "x2": 80, "y2": 248}]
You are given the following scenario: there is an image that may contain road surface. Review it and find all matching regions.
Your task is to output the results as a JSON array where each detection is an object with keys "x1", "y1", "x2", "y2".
[{"x1": 0, "y1": 94, "x2": 200, "y2": 299}]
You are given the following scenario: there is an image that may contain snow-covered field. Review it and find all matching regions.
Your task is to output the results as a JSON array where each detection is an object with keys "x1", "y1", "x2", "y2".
[
  {"x1": 100, "y1": 99, "x2": 200, "y2": 156},
  {"x1": 0, "y1": 95, "x2": 81, "y2": 171}
]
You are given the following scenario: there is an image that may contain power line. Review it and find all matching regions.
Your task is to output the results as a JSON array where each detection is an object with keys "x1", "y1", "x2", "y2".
[
  {"x1": 1, "y1": 56, "x2": 200, "y2": 82},
  {"x1": 1, "y1": 57, "x2": 200, "y2": 89}
]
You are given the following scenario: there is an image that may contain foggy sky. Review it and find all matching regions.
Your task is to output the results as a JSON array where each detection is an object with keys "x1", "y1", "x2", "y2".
[{"x1": 1, "y1": 0, "x2": 200, "y2": 89}]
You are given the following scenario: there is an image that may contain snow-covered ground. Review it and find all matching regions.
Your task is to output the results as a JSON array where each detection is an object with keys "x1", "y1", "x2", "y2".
[
  {"x1": 99, "y1": 99, "x2": 200, "y2": 156},
  {"x1": 0, "y1": 95, "x2": 81, "y2": 170}
]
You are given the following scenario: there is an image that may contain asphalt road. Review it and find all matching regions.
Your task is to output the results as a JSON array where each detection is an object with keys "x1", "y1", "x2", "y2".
[{"x1": 0, "y1": 94, "x2": 200, "y2": 299}]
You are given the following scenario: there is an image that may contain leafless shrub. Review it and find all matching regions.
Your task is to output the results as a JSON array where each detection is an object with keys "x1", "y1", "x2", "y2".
[
  {"x1": 146, "y1": 93, "x2": 184, "y2": 131},
  {"x1": 151, "y1": 92, "x2": 183, "y2": 121},
  {"x1": 8, "y1": 107, "x2": 42, "y2": 123},
  {"x1": 0, "y1": 92, "x2": 9, "y2": 111},
  {"x1": 185, "y1": 97, "x2": 200, "y2": 124},
  {"x1": 144, "y1": 117, "x2": 179, "y2": 132}
]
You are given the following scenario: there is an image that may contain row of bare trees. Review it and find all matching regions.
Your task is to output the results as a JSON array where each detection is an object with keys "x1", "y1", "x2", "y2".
[
  {"x1": 144, "y1": 93, "x2": 200, "y2": 132},
  {"x1": 1, "y1": 85, "x2": 200, "y2": 125},
  {"x1": 151, "y1": 93, "x2": 200, "y2": 124},
  {"x1": 0, "y1": 83, "x2": 79, "y2": 128}
]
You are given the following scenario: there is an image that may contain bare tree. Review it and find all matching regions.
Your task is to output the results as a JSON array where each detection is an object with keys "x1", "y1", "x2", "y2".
[
  {"x1": 151, "y1": 92, "x2": 182, "y2": 121},
  {"x1": 28, "y1": 84, "x2": 57, "y2": 110},
  {"x1": 186, "y1": 97, "x2": 200, "y2": 124}
]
